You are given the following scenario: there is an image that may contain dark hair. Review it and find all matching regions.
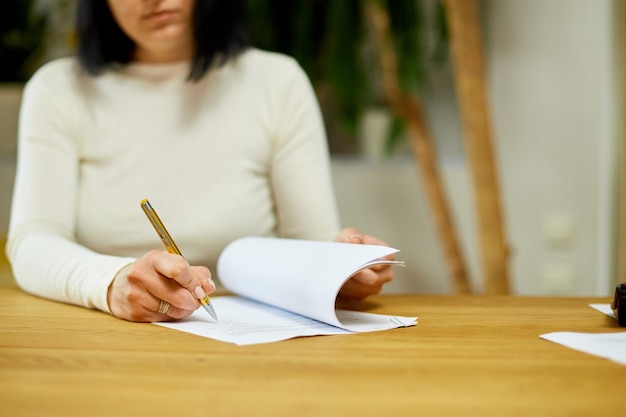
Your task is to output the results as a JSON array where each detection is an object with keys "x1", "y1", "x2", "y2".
[{"x1": 75, "y1": 0, "x2": 249, "y2": 81}]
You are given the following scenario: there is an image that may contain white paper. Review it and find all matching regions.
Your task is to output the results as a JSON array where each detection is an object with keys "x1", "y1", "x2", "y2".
[
  {"x1": 540, "y1": 332, "x2": 626, "y2": 366},
  {"x1": 589, "y1": 303, "x2": 616, "y2": 318},
  {"x1": 156, "y1": 296, "x2": 417, "y2": 345},
  {"x1": 539, "y1": 303, "x2": 625, "y2": 366},
  {"x1": 155, "y1": 237, "x2": 417, "y2": 345}
]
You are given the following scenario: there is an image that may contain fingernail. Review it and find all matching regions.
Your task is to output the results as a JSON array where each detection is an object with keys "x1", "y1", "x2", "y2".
[
  {"x1": 349, "y1": 234, "x2": 363, "y2": 243},
  {"x1": 194, "y1": 286, "x2": 206, "y2": 300},
  {"x1": 208, "y1": 278, "x2": 216, "y2": 291}
]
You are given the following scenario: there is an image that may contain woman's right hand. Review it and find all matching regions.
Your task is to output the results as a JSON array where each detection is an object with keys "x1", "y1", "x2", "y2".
[{"x1": 107, "y1": 250, "x2": 215, "y2": 322}]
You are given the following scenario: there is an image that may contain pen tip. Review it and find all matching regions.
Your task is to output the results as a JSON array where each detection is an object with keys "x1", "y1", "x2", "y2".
[{"x1": 205, "y1": 302, "x2": 218, "y2": 321}]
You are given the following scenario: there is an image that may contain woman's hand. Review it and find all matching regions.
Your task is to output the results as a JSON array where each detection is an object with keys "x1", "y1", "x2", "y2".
[
  {"x1": 335, "y1": 227, "x2": 395, "y2": 300},
  {"x1": 107, "y1": 250, "x2": 215, "y2": 322}
]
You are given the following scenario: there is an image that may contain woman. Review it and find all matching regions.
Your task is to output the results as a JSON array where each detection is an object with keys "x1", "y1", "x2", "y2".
[{"x1": 6, "y1": 0, "x2": 395, "y2": 322}]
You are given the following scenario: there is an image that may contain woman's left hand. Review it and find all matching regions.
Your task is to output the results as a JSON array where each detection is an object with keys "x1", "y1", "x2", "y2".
[{"x1": 334, "y1": 227, "x2": 395, "y2": 300}]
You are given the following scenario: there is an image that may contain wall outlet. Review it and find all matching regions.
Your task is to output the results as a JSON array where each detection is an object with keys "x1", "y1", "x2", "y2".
[
  {"x1": 540, "y1": 262, "x2": 574, "y2": 294},
  {"x1": 542, "y1": 212, "x2": 575, "y2": 249}
]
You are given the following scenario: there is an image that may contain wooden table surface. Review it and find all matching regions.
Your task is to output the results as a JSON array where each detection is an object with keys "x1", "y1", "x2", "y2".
[{"x1": 1, "y1": 282, "x2": 625, "y2": 417}]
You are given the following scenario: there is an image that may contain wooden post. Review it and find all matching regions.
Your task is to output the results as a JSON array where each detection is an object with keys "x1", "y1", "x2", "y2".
[
  {"x1": 364, "y1": 1, "x2": 471, "y2": 294},
  {"x1": 614, "y1": 2, "x2": 626, "y2": 284},
  {"x1": 444, "y1": 0, "x2": 511, "y2": 294}
]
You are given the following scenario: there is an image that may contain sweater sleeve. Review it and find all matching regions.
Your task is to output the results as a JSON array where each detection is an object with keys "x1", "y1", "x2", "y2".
[
  {"x1": 269, "y1": 59, "x2": 342, "y2": 241},
  {"x1": 6, "y1": 61, "x2": 135, "y2": 313}
]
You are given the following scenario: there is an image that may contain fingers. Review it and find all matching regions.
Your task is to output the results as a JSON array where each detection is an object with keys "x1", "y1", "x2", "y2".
[
  {"x1": 339, "y1": 275, "x2": 384, "y2": 300},
  {"x1": 107, "y1": 251, "x2": 216, "y2": 322},
  {"x1": 336, "y1": 227, "x2": 396, "y2": 269},
  {"x1": 334, "y1": 227, "x2": 396, "y2": 301},
  {"x1": 335, "y1": 227, "x2": 391, "y2": 247},
  {"x1": 351, "y1": 265, "x2": 394, "y2": 286},
  {"x1": 140, "y1": 269, "x2": 198, "y2": 315},
  {"x1": 151, "y1": 297, "x2": 195, "y2": 321},
  {"x1": 149, "y1": 251, "x2": 215, "y2": 301},
  {"x1": 339, "y1": 265, "x2": 394, "y2": 300},
  {"x1": 338, "y1": 263, "x2": 395, "y2": 300},
  {"x1": 335, "y1": 227, "x2": 364, "y2": 244}
]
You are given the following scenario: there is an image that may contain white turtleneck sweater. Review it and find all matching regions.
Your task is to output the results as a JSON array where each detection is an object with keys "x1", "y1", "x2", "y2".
[{"x1": 7, "y1": 48, "x2": 341, "y2": 313}]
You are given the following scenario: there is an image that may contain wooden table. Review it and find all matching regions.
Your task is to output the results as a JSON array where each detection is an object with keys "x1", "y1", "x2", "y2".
[{"x1": 0, "y1": 285, "x2": 624, "y2": 417}]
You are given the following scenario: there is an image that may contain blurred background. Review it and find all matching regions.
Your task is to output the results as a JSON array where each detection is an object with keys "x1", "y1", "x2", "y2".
[{"x1": 0, "y1": 0, "x2": 623, "y2": 296}]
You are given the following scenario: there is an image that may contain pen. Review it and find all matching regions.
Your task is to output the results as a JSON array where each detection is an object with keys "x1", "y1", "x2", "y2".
[{"x1": 140, "y1": 198, "x2": 218, "y2": 321}]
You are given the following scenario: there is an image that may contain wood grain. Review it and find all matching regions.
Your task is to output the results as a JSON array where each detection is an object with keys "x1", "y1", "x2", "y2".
[{"x1": 0, "y1": 286, "x2": 623, "y2": 417}]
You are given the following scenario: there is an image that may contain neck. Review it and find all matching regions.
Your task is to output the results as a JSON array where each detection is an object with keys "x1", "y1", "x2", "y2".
[{"x1": 133, "y1": 44, "x2": 193, "y2": 64}]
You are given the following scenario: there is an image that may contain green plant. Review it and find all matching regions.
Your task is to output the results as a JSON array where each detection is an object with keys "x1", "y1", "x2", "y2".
[
  {"x1": 0, "y1": 0, "x2": 47, "y2": 82},
  {"x1": 246, "y1": 0, "x2": 448, "y2": 154}
]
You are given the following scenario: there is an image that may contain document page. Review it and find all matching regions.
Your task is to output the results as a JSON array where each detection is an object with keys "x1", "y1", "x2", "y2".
[
  {"x1": 540, "y1": 332, "x2": 626, "y2": 366},
  {"x1": 539, "y1": 304, "x2": 626, "y2": 366},
  {"x1": 589, "y1": 303, "x2": 615, "y2": 318},
  {"x1": 217, "y1": 237, "x2": 406, "y2": 330},
  {"x1": 154, "y1": 237, "x2": 417, "y2": 345},
  {"x1": 155, "y1": 296, "x2": 417, "y2": 345}
]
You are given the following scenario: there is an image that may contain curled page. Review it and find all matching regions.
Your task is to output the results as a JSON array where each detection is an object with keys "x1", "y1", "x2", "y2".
[
  {"x1": 217, "y1": 237, "x2": 405, "y2": 330},
  {"x1": 155, "y1": 237, "x2": 416, "y2": 345}
]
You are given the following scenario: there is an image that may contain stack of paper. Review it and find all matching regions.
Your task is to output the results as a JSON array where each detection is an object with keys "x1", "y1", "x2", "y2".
[{"x1": 156, "y1": 237, "x2": 417, "y2": 345}]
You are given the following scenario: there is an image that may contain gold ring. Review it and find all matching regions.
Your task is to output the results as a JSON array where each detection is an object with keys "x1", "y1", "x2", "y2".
[{"x1": 157, "y1": 300, "x2": 170, "y2": 315}]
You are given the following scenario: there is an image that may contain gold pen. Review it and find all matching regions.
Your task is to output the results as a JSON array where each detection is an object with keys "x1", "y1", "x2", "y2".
[{"x1": 140, "y1": 198, "x2": 218, "y2": 321}]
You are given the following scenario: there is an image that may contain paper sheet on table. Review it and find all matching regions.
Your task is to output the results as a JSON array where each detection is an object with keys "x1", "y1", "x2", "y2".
[
  {"x1": 539, "y1": 303, "x2": 625, "y2": 366},
  {"x1": 540, "y1": 332, "x2": 626, "y2": 366},
  {"x1": 154, "y1": 237, "x2": 417, "y2": 345},
  {"x1": 156, "y1": 296, "x2": 417, "y2": 346},
  {"x1": 589, "y1": 303, "x2": 616, "y2": 318}
]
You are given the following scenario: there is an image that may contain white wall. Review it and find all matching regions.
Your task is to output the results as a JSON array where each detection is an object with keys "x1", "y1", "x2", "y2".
[
  {"x1": 485, "y1": 0, "x2": 620, "y2": 295},
  {"x1": 334, "y1": 0, "x2": 622, "y2": 296},
  {"x1": 332, "y1": 156, "x2": 480, "y2": 294}
]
